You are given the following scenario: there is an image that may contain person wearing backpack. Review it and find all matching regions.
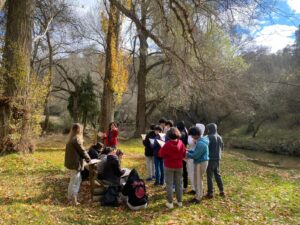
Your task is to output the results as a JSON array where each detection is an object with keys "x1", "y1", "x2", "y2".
[
  {"x1": 122, "y1": 169, "x2": 148, "y2": 210},
  {"x1": 159, "y1": 127, "x2": 187, "y2": 209}
]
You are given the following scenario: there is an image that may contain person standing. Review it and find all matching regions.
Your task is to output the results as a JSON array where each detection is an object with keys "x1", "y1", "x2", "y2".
[
  {"x1": 99, "y1": 122, "x2": 119, "y2": 148},
  {"x1": 143, "y1": 125, "x2": 156, "y2": 181},
  {"x1": 176, "y1": 121, "x2": 188, "y2": 192},
  {"x1": 187, "y1": 126, "x2": 209, "y2": 203},
  {"x1": 159, "y1": 128, "x2": 186, "y2": 209},
  {"x1": 64, "y1": 123, "x2": 91, "y2": 205},
  {"x1": 206, "y1": 123, "x2": 225, "y2": 198},
  {"x1": 152, "y1": 126, "x2": 164, "y2": 185}
]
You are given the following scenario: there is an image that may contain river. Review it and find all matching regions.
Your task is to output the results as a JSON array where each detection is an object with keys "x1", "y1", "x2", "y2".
[{"x1": 228, "y1": 148, "x2": 300, "y2": 171}]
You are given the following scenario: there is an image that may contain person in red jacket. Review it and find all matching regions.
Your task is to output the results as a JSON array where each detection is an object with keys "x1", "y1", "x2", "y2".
[
  {"x1": 98, "y1": 122, "x2": 119, "y2": 148},
  {"x1": 159, "y1": 127, "x2": 187, "y2": 209}
]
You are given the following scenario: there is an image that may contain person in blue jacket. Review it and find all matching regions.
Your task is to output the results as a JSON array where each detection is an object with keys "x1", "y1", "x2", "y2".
[{"x1": 187, "y1": 126, "x2": 209, "y2": 204}]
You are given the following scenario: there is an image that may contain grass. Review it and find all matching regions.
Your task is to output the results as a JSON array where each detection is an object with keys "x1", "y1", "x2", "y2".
[{"x1": 0, "y1": 136, "x2": 299, "y2": 224}]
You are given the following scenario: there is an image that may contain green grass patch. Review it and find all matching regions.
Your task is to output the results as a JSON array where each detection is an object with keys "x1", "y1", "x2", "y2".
[{"x1": 0, "y1": 138, "x2": 299, "y2": 224}]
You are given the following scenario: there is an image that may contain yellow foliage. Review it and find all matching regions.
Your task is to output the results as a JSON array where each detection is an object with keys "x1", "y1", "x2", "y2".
[{"x1": 100, "y1": 1, "x2": 130, "y2": 105}]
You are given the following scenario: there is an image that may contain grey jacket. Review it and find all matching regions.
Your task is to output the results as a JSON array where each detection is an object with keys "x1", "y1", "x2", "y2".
[
  {"x1": 64, "y1": 136, "x2": 91, "y2": 171},
  {"x1": 206, "y1": 123, "x2": 224, "y2": 160}
]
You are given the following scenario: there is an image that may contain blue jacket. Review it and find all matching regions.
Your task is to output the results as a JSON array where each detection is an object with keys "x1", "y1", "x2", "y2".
[{"x1": 187, "y1": 136, "x2": 209, "y2": 164}]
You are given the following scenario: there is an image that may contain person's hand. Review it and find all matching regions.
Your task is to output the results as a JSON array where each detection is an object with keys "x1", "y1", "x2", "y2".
[{"x1": 97, "y1": 131, "x2": 104, "y2": 137}]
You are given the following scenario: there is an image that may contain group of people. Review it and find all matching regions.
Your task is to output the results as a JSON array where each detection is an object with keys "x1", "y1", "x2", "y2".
[
  {"x1": 142, "y1": 118, "x2": 225, "y2": 209},
  {"x1": 64, "y1": 117, "x2": 225, "y2": 210},
  {"x1": 64, "y1": 122, "x2": 148, "y2": 210}
]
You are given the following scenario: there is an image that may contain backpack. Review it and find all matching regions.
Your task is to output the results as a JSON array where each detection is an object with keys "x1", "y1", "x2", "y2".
[
  {"x1": 132, "y1": 180, "x2": 146, "y2": 199},
  {"x1": 101, "y1": 186, "x2": 119, "y2": 207}
]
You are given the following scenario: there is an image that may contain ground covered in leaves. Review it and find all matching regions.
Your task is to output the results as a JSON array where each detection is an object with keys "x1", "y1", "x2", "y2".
[{"x1": 0, "y1": 135, "x2": 299, "y2": 224}]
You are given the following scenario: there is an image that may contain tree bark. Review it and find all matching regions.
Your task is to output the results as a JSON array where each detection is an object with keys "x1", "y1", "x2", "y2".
[
  {"x1": 100, "y1": 4, "x2": 120, "y2": 131},
  {"x1": 0, "y1": 0, "x2": 36, "y2": 153},
  {"x1": 43, "y1": 32, "x2": 53, "y2": 133},
  {"x1": 134, "y1": 0, "x2": 148, "y2": 136}
]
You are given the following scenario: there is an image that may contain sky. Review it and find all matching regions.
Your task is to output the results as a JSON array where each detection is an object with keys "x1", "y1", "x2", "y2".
[{"x1": 74, "y1": 0, "x2": 300, "y2": 53}]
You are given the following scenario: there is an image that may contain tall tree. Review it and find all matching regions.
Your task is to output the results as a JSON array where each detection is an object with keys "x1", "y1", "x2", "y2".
[
  {"x1": 100, "y1": 1, "x2": 129, "y2": 131},
  {"x1": 0, "y1": 0, "x2": 36, "y2": 153}
]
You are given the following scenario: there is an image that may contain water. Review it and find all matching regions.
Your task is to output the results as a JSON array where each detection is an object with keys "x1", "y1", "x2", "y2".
[{"x1": 228, "y1": 148, "x2": 300, "y2": 170}]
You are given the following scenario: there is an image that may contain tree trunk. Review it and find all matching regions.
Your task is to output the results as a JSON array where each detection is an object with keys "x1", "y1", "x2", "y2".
[
  {"x1": 134, "y1": 0, "x2": 148, "y2": 137},
  {"x1": 100, "y1": 4, "x2": 120, "y2": 131},
  {"x1": 0, "y1": 0, "x2": 36, "y2": 153},
  {"x1": 43, "y1": 32, "x2": 53, "y2": 134}
]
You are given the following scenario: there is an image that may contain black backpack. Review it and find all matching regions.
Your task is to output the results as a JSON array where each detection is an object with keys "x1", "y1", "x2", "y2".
[
  {"x1": 101, "y1": 186, "x2": 119, "y2": 207},
  {"x1": 132, "y1": 180, "x2": 146, "y2": 200}
]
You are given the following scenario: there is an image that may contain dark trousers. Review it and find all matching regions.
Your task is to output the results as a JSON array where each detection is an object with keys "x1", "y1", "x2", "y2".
[
  {"x1": 154, "y1": 156, "x2": 164, "y2": 184},
  {"x1": 207, "y1": 160, "x2": 224, "y2": 195},
  {"x1": 182, "y1": 160, "x2": 188, "y2": 189}
]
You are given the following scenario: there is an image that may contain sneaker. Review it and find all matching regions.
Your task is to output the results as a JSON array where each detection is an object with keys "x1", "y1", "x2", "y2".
[
  {"x1": 189, "y1": 198, "x2": 201, "y2": 204},
  {"x1": 188, "y1": 190, "x2": 196, "y2": 195},
  {"x1": 204, "y1": 194, "x2": 213, "y2": 199},
  {"x1": 175, "y1": 201, "x2": 183, "y2": 207},
  {"x1": 146, "y1": 177, "x2": 153, "y2": 181},
  {"x1": 220, "y1": 192, "x2": 226, "y2": 197},
  {"x1": 166, "y1": 202, "x2": 174, "y2": 209}
]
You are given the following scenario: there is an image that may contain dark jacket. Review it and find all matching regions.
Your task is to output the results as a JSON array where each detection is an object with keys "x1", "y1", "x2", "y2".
[
  {"x1": 102, "y1": 155, "x2": 125, "y2": 186},
  {"x1": 97, "y1": 154, "x2": 108, "y2": 179},
  {"x1": 206, "y1": 123, "x2": 224, "y2": 160},
  {"x1": 143, "y1": 130, "x2": 156, "y2": 157},
  {"x1": 177, "y1": 122, "x2": 188, "y2": 146},
  {"x1": 88, "y1": 146, "x2": 100, "y2": 159},
  {"x1": 122, "y1": 169, "x2": 148, "y2": 207},
  {"x1": 64, "y1": 136, "x2": 91, "y2": 171}
]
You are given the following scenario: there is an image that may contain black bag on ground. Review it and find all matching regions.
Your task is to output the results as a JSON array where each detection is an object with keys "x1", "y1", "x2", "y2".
[
  {"x1": 122, "y1": 169, "x2": 148, "y2": 207},
  {"x1": 101, "y1": 186, "x2": 119, "y2": 207}
]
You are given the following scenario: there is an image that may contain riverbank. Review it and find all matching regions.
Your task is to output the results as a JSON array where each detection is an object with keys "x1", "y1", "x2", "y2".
[
  {"x1": 224, "y1": 123, "x2": 300, "y2": 157},
  {"x1": 0, "y1": 137, "x2": 299, "y2": 224}
]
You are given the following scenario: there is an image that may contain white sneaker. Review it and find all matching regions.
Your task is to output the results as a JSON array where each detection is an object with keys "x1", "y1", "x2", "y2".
[
  {"x1": 176, "y1": 202, "x2": 183, "y2": 207},
  {"x1": 174, "y1": 200, "x2": 183, "y2": 207},
  {"x1": 166, "y1": 202, "x2": 174, "y2": 209}
]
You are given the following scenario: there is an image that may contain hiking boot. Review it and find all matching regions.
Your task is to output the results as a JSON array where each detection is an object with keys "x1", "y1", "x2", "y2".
[
  {"x1": 189, "y1": 198, "x2": 201, "y2": 204},
  {"x1": 166, "y1": 202, "x2": 174, "y2": 209},
  {"x1": 188, "y1": 190, "x2": 196, "y2": 195},
  {"x1": 220, "y1": 192, "x2": 226, "y2": 197},
  {"x1": 204, "y1": 194, "x2": 213, "y2": 199}
]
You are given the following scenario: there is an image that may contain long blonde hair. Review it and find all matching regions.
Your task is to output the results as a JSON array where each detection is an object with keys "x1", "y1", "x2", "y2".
[{"x1": 68, "y1": 123, "x2": 83, "y2": 144}]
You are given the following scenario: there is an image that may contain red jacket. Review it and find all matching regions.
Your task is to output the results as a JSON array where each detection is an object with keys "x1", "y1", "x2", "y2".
[
  {"x1": 158, "y1": 139, "x2": 186, "y2": 169},
  {"x1": 103, "y1": 128, "x2": 119, "y2": 147}
]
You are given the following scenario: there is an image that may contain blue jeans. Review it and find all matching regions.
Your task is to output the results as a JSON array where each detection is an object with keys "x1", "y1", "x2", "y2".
[{"x1": 154, "y1": 156, "x2": 164, "y2": 184}]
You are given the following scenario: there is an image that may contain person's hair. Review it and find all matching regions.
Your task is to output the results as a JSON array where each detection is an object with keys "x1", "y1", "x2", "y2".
[
  {"x1": 68, "y1": 123, "x2": 83, "y2": 144},
  {"x1": 154, "y1": 125, "x2": 163, "y2": 132},
  {"x1": 166, "y1": 120, "x2": 174, "y2": 127},
  {"x1": 116, "y1": 149, "x2": 124, "y2": 157},
  {"x1": 188, "y1": 126, "x2": 201, "y2": 137},
  {"x1": 93, "y1": 142, "x2": 104, "y2": 151},
  {"x1": 167, "y1": 127, "x2": 181, "y2": 140},
  {"x1": 109, "y1": 122, "x2": 117, "y2": 130},
  {"x1": 150, "y1": 124, "x2": 156, "y2": 130},
  {"x1": 101, "y1": 147, "x2": 114, "y2": 155},
  {"x1": 158, "y1": 117, "x2": 167, "y2": 124},
  {"x1": 176, "y1": 121, "x2": 186, "y2": 131}
]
